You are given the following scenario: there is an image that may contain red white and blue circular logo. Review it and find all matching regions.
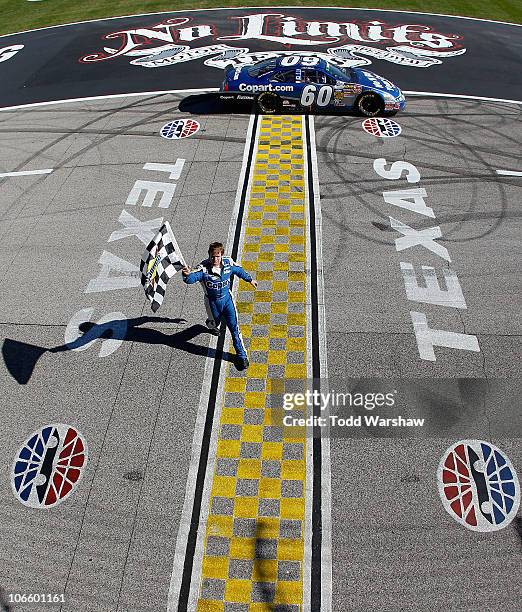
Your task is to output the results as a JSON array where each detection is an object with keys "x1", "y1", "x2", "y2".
[
  {"x1": 160, "y1": 119, "x2": 200, "y2": 139},
  {"x1": 362, "y1": 117, "x2": 402, "y2": 138},
  {"x1": 437, "y1": 440, "x2": 520, "y2": 532},
  {"x1": 11, "y1": 424, "x2": 88, "y2": 509}
]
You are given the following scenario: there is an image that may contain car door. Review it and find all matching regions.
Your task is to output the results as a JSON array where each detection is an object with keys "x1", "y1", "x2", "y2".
[
  {"x1": 323, "y1": 64, "x2": 362, "y2": 110},
  {"x1": 299, "y1": 69, "x2": 336, "y2": 110},
  {"x1": 269, "y1": 69, "x2": 299, "y2": 105}
]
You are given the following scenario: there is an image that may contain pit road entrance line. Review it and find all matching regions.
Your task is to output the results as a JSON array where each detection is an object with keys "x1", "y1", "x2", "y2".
[{"x1": 168, "y1": 114, "x2": 330, "y2": 611}]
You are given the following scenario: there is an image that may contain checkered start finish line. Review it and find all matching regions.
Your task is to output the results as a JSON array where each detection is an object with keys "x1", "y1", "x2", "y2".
[{"x1": 196, "y1": 115, "x2": 311, "y2": 611}]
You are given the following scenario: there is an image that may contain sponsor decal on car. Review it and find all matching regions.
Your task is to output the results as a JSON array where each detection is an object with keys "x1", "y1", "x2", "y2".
[
  {"x1": 342, "y1": 83, "x2": 363, "y2": 95},
  {"x1": 219, "y1": 93, "x2": 256, "y2": 102},
  {"x1": 382, "y1": 101, "x2": 402, "y2": 110},
  {"x1": 238, "y1": 82, "x2": 294, "y2": 93},
  {"x1": 360, "y1": 70, "x2": 397, "y2": 90}
]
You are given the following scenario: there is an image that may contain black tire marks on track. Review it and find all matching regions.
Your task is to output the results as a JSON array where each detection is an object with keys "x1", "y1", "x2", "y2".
[{"x1": 315, "y1": 100, "x2": 521, "y2": 252}]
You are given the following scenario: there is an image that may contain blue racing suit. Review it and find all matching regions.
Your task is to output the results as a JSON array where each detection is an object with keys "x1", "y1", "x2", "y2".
[{"x1": 183, "y1": 257, "x2": 252, "y2": 359}]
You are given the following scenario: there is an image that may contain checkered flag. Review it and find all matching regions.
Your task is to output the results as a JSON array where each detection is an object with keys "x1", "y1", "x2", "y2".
[{"x1": 140, "y1": 221, "x2": 185, "y2": 312}]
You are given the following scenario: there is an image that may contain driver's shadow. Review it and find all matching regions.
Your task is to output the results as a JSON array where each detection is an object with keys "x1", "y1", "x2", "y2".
[{"x1": 2, "y1": 316, "x2": 234, "y2": 385}]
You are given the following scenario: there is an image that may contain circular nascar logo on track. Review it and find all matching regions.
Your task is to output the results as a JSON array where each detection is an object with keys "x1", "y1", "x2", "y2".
[
  {"x1": 11, "y1": 424, "x2": 88, "y2": 509},
  {"x1": 437, "y1": 440, "x2": 520, "y2": 532},
  {"x1": 362, "y1": 117, "x2": 401, "y2": 137},
  {"x1": 160, "y1": 119, "x2": 200, "y2": 139}
]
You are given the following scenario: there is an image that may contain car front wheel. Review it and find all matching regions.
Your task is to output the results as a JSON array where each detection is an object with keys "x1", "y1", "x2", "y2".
[
  {"x1": 356, "y1": 92, "x2": 384, "y2": 117},
  {"x1": 257, "y1": 92, "x2": 281, "y2": 114}
]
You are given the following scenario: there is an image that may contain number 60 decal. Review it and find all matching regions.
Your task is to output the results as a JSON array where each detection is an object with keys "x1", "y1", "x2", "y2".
[
  {"x1": 280, "y1": 55, "x2": 319, "y2": 67},
  {"x1": 300, "y1": 85, "x2": 333, "y2": 107}
]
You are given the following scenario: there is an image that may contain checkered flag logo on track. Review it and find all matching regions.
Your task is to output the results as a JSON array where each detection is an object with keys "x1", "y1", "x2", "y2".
[{"x1": 140, "y1": 221, "x2": 185, "y2": 312}]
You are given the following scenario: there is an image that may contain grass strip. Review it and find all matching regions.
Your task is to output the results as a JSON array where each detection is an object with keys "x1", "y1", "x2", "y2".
[{"x1": 0, "y1": 0, "x2": 520, "y2": 37}]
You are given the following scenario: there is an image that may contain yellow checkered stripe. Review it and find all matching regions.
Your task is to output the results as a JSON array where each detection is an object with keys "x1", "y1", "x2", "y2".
[{"x1": 197, "y1": 115, "x2": 309, "y2": 612}]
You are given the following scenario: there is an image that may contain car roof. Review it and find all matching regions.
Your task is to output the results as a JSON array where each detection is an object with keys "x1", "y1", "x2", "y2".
[
  {"x1": 247, "y1": 56, "x2": 329, "y2": 74},
  {"x1": 274, "y1": 56, "x2": 327, "y2": 70}
]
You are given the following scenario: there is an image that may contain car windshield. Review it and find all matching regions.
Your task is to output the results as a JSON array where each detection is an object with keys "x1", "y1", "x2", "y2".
[
  {"x1": 247, "y1": 59, "x2": 277, "y2": 77},
  {"x1": 324, "y1": 63, "x2": 351, "y2": 81}
]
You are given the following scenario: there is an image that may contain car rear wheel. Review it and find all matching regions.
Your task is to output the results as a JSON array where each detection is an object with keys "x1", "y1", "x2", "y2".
[
  {"x1": 257, "y1": 92, "x2": 281, "y2": 114},
  {"x1": 356, "y1": 92, "x2": 384, "y2": 117}
]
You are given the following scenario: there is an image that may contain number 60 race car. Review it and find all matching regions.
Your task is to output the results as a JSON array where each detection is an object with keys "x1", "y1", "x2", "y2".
[{"x1": 219, "y1": 55, "x2": 405, "y2": 116}]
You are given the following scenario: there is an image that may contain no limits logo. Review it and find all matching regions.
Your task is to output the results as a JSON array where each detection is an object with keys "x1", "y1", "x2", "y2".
[
  {"x1": 11, "y1": 424, "x2": 88, "y2": 509},
  {"x1": 79, "y1": 13, "x2": 466, "y2": 69},
  {"x1": 437, "y1": 440, "x2": 520, "y2": 532}
]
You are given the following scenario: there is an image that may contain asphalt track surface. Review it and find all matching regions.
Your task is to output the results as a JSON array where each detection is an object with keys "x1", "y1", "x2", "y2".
[
  {"x1": 0, "y1": 91, "x2": 521, "y2": 611},
  {"x1": 0, "y1": 10, "x2": 521, "y2": 612}
]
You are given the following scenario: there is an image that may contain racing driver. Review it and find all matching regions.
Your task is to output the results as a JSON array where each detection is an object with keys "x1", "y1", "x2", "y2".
[{"x1": 182, "y1": 242, "x2": 257, "y2": 370}]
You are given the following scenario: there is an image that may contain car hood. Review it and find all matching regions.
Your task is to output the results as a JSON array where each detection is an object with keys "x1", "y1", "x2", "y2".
[{"x1": 352, "y1": 68, "x2": 402, "y2": 97}]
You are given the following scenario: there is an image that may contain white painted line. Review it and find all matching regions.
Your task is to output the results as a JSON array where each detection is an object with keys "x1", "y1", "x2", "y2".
[
  {"x1": 404, "y1": 91, "x2": 522, "y2": 105},
  {"x1": 0, "y1": 88, "x2": 219, "y2": 112},
  {"x1": 166, "y1": 113, "x2": 257, "y2": 612},
  {"x1": 1, "y1": 5, "x2": 520, "y2": 38},
  {"x1": 0, "y1": 168, "x2": 53, "y2": 177},
  {"x1": 1, "y1": 88, "x2": 520, "y2": 114},
  {"x1": 496, "y1": 169, "x2": 522, "y2": 176},
  {"x1": 302, "y1": 114, "x2": 314, "y2": 612},
  {"x1": 165, "y1": 327, "x2": 220, "y2": 612}
]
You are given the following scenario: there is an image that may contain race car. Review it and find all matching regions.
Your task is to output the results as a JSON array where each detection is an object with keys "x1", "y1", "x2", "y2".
[{"x1": 219, "y1": 55, "x2": 405, "y2": 116}]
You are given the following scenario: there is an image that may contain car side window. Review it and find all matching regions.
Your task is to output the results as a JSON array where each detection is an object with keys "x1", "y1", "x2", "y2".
[
  {"x1": 271, "y1": 70, "x2": 295, "y2": 83},
  {"x1": 324, "y1": 63, "x2": 352, "y2": 82},
  {"x1": 247, "y1": 58, "x2": 277, "y2": 77},
  {"x1": 318, "y1": 71, "x2": 336, "y2": 85},
  {"x1": 302, "y1": 69, "x2": 320, "y2": 84}
]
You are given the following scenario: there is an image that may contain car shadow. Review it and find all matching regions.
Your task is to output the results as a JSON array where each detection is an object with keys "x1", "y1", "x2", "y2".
[
  {"x1": 2, "y1": 317, "x2": 233, "y2": 385},
  {"x1": 179, "y1": 92, "x2": 252, "y2": 114},
  {"x1": 179, "y1": 92, "x2": 361, "y2": 117}
]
